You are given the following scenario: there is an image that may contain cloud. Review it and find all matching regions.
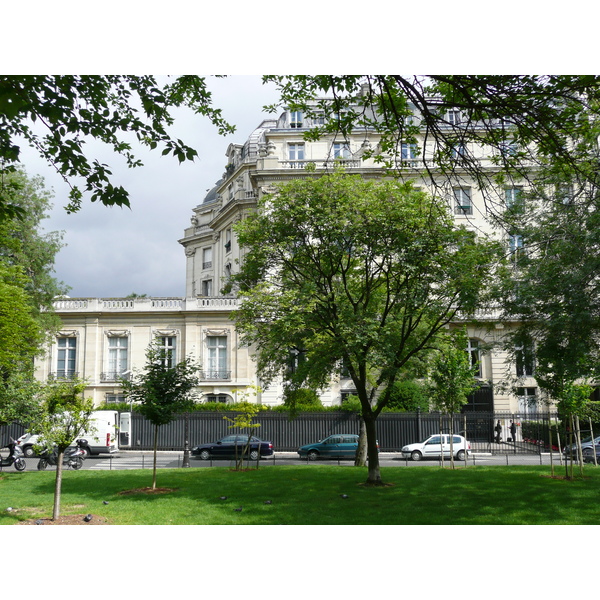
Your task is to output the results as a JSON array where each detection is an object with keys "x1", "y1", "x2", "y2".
[{"x1": 23, "y1": 75, "x2": 281, "y2": 298}]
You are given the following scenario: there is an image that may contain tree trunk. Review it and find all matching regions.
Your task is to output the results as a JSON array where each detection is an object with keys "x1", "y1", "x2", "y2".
[
  {"x1": 354, "y1": 417, "x2": 367, "y2": 467},
  {"x1": 52, "y1": 450, "x2": 64, "y2": 520},
  {"x1": 152, "y1": 424, "x2": 158, "y2": 489},
  {"x1": 364, "y1": 414, "x2": 383, "y2": 485}
]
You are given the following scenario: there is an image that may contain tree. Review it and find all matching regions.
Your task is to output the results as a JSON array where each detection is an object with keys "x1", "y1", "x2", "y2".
[
  {"x1": 0, "y1": 263, "x2": 45, "y2": 376},
  {"x1": 223, "y1": 386, "x2": 263, "y2": 470},
  {"x1": 230, "y1": 171, "x2": 500, "y2": 485},
  {"x1": 426, "y1": 330, "x2": 479, "y2": 469},
  {"x1": 0, "y1": 168, "x2": 66, "y2": 328},
  {"x1": 264, "y1": 75, "x2": 600, "y2": 220},
  {"x1": 0, "y1": 368, "x2": 43, "y2": 428},
  {"x1": 34, "y1": 378, "x2": 94, "y2": 520},
  {"x1": 122, "y1": 343, "x2": 199, "y2": 489},
  {"x1": 0, "y1": 75, "x2": 235, "y2": 220}
]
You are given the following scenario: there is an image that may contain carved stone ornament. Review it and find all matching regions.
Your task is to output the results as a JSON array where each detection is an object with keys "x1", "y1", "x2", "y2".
[
  {"x1": 105, "y1": 330, "x2": 129, "y2": 337},
  {"x1": 154, "y1": 329, "x2": 179, "y2": 337},
  {"x1": 185, "y1": 247, "x2": 196, "y2": 257},
  {"x1": 204, "y1": 328, "x2": 230, "y2": 337},
  {"x1": 57, "y1": 330, "x2": 78, "y2": 338}
]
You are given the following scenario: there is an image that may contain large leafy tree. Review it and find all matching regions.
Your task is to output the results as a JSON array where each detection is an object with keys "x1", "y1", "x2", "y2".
[
  {"x1": 0, "y1": 75, "x2": 234, "y2": 220},
  {"x1": 122, "y1": 344, "x2": 199, "y2": 489},
  {"x1": 230, "y1": 171, "x2": 500, "y2": 485}
]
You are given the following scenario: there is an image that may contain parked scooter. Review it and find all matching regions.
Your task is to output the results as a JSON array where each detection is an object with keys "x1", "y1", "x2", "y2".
[
  {"x1": 37, "y1": 439, "x2": 88, "y2": 471},
  {"x1": 0, "y1": 438, "x2": 27, "y2": 471}
]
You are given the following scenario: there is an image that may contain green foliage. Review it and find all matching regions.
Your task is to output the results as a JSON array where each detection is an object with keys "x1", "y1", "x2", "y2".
[
  {"x1": 0, "y1": 75, "x2": 235, "y2": 218},
  {"x1": 121, "y1": 344, "x2": 200, "y2": 427},
  {"x1": 34, "y1": 378, "x2": 95, "y2": 453},
  {"x1": 231, "y1": 171, "x2": 499, "y2": 481},
  {"x1": 427, "y1": 330, "x2": 479, "y2": 415},
  {"x1": 386, "y1": 379, "x2": 429, "y2": 412},
  {"x1": 282, "y1": 387, "x2": 322, "y2": 418},
  {"x1": 0, "y1": 367, "x2": 43, "y2": 427},
  {"x1": 0, "y1": 263, "x2": 45, "y2": 374}
]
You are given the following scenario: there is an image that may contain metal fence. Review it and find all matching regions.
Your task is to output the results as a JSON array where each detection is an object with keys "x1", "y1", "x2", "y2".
[
  {"x1": 1, "y1": 410, "x2": 560, "y2": 455},
  {"x1": 123, "y1": 410, "x2": 560, "y2": 454}
]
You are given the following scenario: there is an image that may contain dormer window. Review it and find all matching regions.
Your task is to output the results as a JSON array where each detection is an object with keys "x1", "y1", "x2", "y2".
[{"x1": 290, "y1": 111, "x2": 303, "y2": 128}]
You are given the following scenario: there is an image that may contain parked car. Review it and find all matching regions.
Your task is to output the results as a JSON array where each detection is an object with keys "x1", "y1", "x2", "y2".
[
  {"x1": 192, "y1": 435, "x2": 274, "y2": 461},
  {"x1": 583, "y1": 445, "x2": 600, "y2": 463},
  {"x1": 401, "y1": 434, "x2": 471, "y2": 461},
  {"x1": 298, "y1": 434, "x2": 371, "y2": 460},
  {"x1": 563, "y1": 435, "x2": 600, "y2": 457}
]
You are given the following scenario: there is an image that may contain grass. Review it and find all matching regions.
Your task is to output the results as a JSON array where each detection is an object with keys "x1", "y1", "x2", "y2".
[{"x1": 1, "y1": 464, "x2": 599, "y2": 525}]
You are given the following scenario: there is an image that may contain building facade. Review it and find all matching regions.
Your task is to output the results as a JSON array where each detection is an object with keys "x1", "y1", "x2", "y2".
[{"x1": 34, "y1": 99, "x2": 541, "y2": 412}]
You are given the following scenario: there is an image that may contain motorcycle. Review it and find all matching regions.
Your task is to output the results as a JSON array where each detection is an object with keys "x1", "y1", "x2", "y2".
[
  {"x1": 0, "y1": 439, "x2": 27, "y2": 472},
  {"x1": 37, "y1": 439, "x2": 88, "y2": 471}
]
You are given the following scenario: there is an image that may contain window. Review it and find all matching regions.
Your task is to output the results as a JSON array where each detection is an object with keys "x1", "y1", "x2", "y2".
[
  {"x1": 556, "y1": 184, "x2": 573, "y2": 204},
  {"x1": 517, "y1": 387, "x2": 538, "y2": 414},
  {"x1": 202, "y1": 247, "x2": 212, "y2": 269},
  {"x1": 224, "y1": 229, "x2": 231, "y2": 253},
  {"x1": 107, "y1": 336, "x2": 128, "y2": 380},
  {"x1": 454, "y1": 187, "x2": 472, "y2": 215},
  {"x1": 313, "y1": 113, "x2": 325, "y2": 126},
  {"x1": 401, "y1": 143, "x2": 417, "y2": 160},
  {"x1": 447, "y1": 110, "x2": 462, "y2": 125},
  {"x1": 201, "y1": 279, "x2": 213, "y2": 296},
  {"x1": 105, "y1": 394, "x2": 126, "y2": 405},
  {"x1": 57, "y1": 337, "x2": 76, "y2": 379},
  {"x1": 207, "y1": 336, "x2": 228, "y2": 379},
  {"x1": 333, "y1": 142, "x2": 351, "y2": 159},
  {"x1": 516, "y1": 346, "x2": 535, "y2": 376},
  {"x1": 500, "y1": 141, "x2": 518, "y2": 156},
  {"x1": 288, "y1": 143, "x2": 305, "y2": 162},
  {"x1": 204, "y1": 394, "x2": 231, "y2": 403},
  {"x1": 451, "y1": 143, "x2": 467, "y2": 159},
  {"x1": 157, "y1": 336, "x2": 177, "y2": 368},
  {"x1": 467, "y1": 338, "x2": 482, "y2": 377},
  {"x1": 505, "y1": 187, "x2": 522, "y2": 208},
  {"x1": 509, "y1": 234, "x2": 524, "y2": 258},
  {"x1": 290, "y1": 111, "x2": 303, "y2": 128}
]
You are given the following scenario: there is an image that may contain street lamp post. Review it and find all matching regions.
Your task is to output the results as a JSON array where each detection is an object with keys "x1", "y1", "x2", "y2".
[{"x1": 182, "y1": 412, "x2": 190, "y2": 467}]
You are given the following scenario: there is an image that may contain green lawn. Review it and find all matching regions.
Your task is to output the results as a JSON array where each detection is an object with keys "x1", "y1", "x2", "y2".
[{"x1": 1, "y1": 465, "x2": 599, "y2": 525}]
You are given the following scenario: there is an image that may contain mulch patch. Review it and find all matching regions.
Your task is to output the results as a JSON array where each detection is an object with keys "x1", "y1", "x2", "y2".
[
  {"x1": 117, "y1": 487, "x2": 177, "y2": 495},
  {"x1": 15, "y1": 514, "x2": 110, "y2": 525}
]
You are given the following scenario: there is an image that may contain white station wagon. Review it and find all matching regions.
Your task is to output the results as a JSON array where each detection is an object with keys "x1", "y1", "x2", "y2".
[{"x1": 401, "y1": 434, "x2": 471, "y2": 461}]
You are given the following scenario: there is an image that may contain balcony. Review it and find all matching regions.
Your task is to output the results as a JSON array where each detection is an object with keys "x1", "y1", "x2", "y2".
[
  {"x1": 50, "y1": 297, "x2": 240, "y2": 313},
  {"x1": 49, "y1": 371, "x2": 78, "y2": 380},
  {"x1": 199, "y1": 370, "x2": 231, "y2": 381},
  {"x1": 100, "y1": 372, "x2": 132, "y2": 383}
]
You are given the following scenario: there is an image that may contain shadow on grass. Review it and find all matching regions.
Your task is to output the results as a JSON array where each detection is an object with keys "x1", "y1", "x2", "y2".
[{"x1": 2, "y1": 465, "x2": 599, "y2": 525}]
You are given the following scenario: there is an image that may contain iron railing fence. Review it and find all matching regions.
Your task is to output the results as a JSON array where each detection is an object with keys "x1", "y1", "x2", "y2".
[
  {"x1": 122, "y1": 411, "x2": 561, "y2": 454},
  {"x1": 0, "y1": 410, "x2": 561, "y2": 455}
]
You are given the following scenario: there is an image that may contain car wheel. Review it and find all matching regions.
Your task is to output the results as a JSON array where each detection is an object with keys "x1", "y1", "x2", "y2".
[
  {"x1": 307, "y1": 450, "x2": 319, "y2": 461},
  {"x1": 249, "y1": 449, "x2": 260, "y2": 461},
  {"x1": 199, "y1": 449, "x2": 211, "y2": 461},
  {"x1": 456, "y1": 450, "x2": 466, "y2": 461},
  {"x1": 411, "y1": 450, "x2": 423, "y2": 461},
  {"x1": 23, "y1": 445, "x2": 35, "y2": 458}
]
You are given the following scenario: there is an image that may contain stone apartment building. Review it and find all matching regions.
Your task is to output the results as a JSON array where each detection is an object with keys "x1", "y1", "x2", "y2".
[{"x1": 33, "y1": 99, "x2": 540, "y2": 412}]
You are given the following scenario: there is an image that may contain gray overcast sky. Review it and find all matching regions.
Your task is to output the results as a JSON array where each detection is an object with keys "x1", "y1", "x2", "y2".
[{"x1": 21, "y1": 76, "x2": 281, "y2": 298}]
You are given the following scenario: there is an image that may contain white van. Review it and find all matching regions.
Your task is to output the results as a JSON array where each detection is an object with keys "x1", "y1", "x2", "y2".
[{"x1": 17, "y1": 410, "x2": 119, "y2": 457}]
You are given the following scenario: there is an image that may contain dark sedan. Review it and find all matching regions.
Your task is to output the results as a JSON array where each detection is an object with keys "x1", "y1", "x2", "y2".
[
  {"x1": 583, "y1": 444, "x2": 600, "y2": 463},
  {"x1": 192, "y1": 435, "x2": 274, "y2": 461}
]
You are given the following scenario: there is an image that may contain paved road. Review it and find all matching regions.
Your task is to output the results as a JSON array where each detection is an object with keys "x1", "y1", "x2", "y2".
[{"x1": 8, "y1": 451, "x2": 581, "y2": 472}]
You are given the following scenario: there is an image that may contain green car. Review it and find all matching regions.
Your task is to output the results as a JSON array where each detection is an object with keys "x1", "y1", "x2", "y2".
[{"x1": 298, "y1": 434, "x2": 360, "y2": 461}]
